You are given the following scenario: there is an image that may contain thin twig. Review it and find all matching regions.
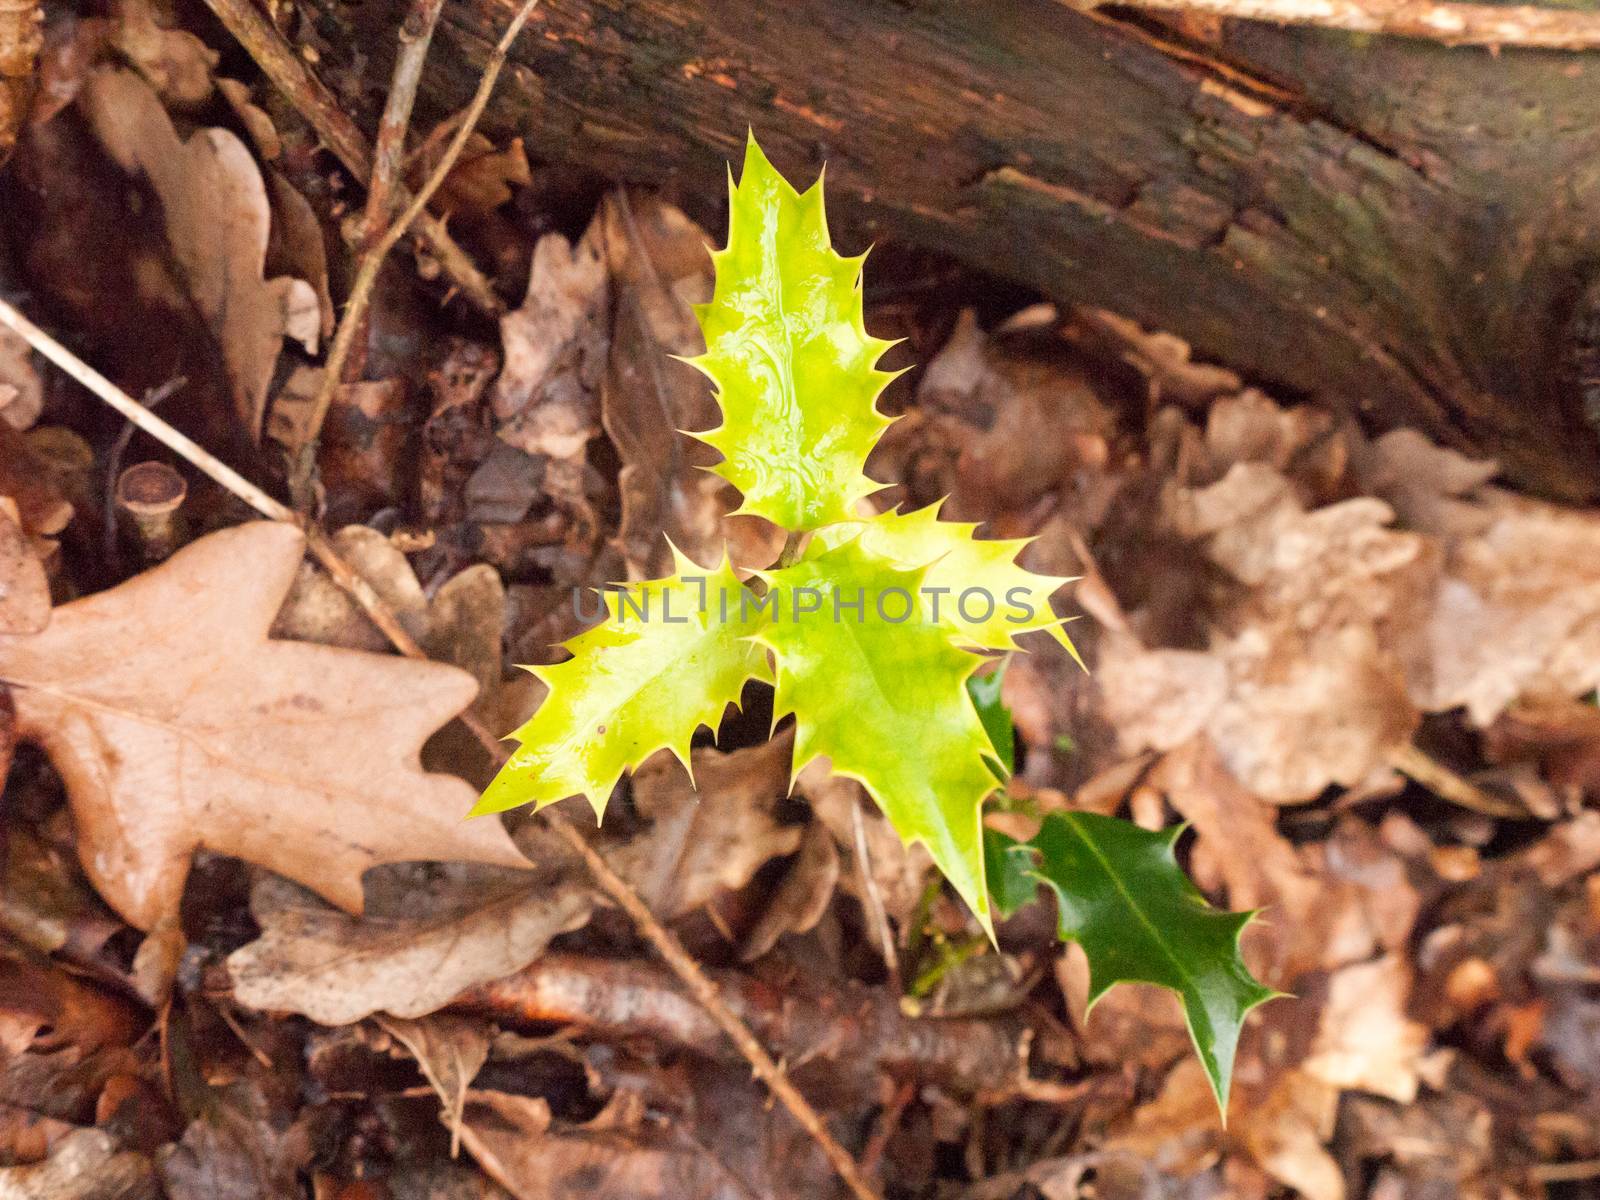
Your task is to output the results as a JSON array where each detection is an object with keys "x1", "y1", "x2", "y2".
[
  {"x1": 1388, "y1": 742, "x2": 1528, "y2": 819},
  {"x1": 0, "y1": 292, "x2": 883, "y2": 1200},
  {"x1": 522, "y1": 827, "x2": 884, "y2": 1200},
  {"x1": 198, "y1": 0, "x2": 503, "y2": 314},
  {"x1": 0, "y1": 300, "x2": 292, "y2": 522},
  {"x1": 1532, "y1": 1159, "x2": 1600, "y2": 1184},
  {"x1": 1063, "y1": 0, "x2": 1600, "y2": 50},
  {"x1": 293, "y1": 0, "x2": 542, "y2": 501},
  {"x1": 364, "y1": 0, "x2": 445, "y2": 242},
  {"x1": 320, "y1": 0, "x2": 447, "y2": 459}
]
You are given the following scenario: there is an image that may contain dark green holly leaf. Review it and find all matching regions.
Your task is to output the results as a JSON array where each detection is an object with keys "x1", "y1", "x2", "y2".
[
  {"x1": 966, "y1": 664, "x2": 1014, "y2": 776},
  {"x1": 984, "y1": 827, "x2": 1038, "y2": 918},
  {"x1": 1025, "y1": 811, "x2": 1283, "y2": 1116}
]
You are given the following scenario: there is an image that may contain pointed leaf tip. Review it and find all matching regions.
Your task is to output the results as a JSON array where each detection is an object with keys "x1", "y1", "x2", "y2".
[
  {"x1": 1024, "y1": 811, "x2": 1281, "y2": 1114},
  {"x1": 692, "y1": 134, "x2": 892, "y2": 529},
  {"x1": 482, "y1": 559, "x2": 772, "y2": 822}
]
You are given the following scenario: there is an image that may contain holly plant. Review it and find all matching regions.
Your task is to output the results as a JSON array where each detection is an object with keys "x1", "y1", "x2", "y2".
[{"x1": 474, "y1": 134, "x2": 1281, "y2": 1115}]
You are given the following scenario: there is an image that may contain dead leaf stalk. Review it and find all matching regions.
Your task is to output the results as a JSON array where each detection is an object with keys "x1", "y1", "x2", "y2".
[
  {"x1": 0, "y1": 285, "x2": 885, "y2": 1200},
  {"x1": 198, "y1": 0, "x2": 503, "y2": 314},
  {"x1": 293, "y1": 0, "x2": 543, "y2": 502}
]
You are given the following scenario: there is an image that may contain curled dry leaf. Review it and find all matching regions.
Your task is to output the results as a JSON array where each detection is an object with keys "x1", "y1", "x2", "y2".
[
  {"x1": 79, "y1": 69, "x2": 318, "y2": 438},
  {"x1": 0, "y1": 521, "x2": 527, "y2": 931},
  {"x1": 228, "y1": 866, "x2": 592, "y2": 1026},
  {"x1": 908, "y1": 309, "x2": 1113, "y2": 517},
  {"x1": 1067, "y1": 306, "x2": 1244, "y2": 410},
  {"x1": 426, "y1": 133, "x2": 531, "y2": 220},
  {"x1": 739, "y1": 820, "x2": 839, "y2": 961},
  {"x1": 494, "y1": 226, "x2": 608, "y2": 461},
  {"x1": 264, "y1": 171, "x2": 334, "y2": 342},
  {"x1": 1301, "y1": 954, "x2": 1430, "y2": 1105}
]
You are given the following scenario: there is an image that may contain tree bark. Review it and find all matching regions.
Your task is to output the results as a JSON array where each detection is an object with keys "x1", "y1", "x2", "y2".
[{"x1": 321, "y1": 0, "x2": 1600, "y2": 498}]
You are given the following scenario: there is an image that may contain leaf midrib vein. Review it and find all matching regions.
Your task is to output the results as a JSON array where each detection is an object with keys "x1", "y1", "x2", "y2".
[{"x1": 1062, "y1": 814, "x2": 1200, "y2": 1003}]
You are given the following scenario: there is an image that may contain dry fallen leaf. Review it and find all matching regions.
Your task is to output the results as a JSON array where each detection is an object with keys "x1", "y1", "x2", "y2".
[
  {"x1": 459, "y1": 1083, "x2": 812, "y2": 1200},
  {"x1": 739, "y1": 820, "x2": 839, "y2": 961},
  {"x1": 798, "y1": 759, "x2": 931, "y2": 928},
  {"x1": 1099, "y1": 456, "x2": 1430, "y2": 802},
  {"x1": 1152, "y1": 740, "x2": 1404, "y2": 981},
  {"x1": 1301, "y1": 954, "x2": 1430, "y2": 1104},
  {"x1": 0, "y1": 502, "x2": 49, "y2": 635},
  {"x1": 611, "y1": 738, "x2": 803, "y2": 921},
  {"x1": 1408, "y1": 488, "x2": 1600, "y2": 725},
  {"x1": 0, "y1": 521, "x2": 527, "y2": 931},
  {"x1": 376, "y1": 1015, "x2": 491, "y2": 1155},
  {"x1": 0, "y1": 323, "x2": 41, "y2": 431},
  {"x1": 228, "y1": 865, "x2": 592, "y2": 1026},
  {"x1": 912, "y1": 309, "x2": 1112, "y2": 518},
  {"x1": 107, "y1": 0, "x2": 216, "y2": 107},
  {"x1": 157, "y1": 1079, "x2": 310, "y2": 1200},
  {"x1": 428, "y1": 133, "x2": 531, "y2": 220},
  {"x1": 494, "y1": 226, "x2": 608, "y2": 462},
  {"x1": 597, "y1": 190, "x2": 751, "y2": 579},
  {"x1": 80, "y1": 69, "x2": 318, "y2": 438}
]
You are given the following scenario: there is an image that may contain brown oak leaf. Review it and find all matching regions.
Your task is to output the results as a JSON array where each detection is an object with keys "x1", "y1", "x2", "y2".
[{"x1": 0, "y1": 521, "x2": 527, "y2": 931}]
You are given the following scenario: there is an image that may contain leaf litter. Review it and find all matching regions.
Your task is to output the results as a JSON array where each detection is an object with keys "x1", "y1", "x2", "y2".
[{"x1": 1, "y1": 14, "x2": 1600, "y2": 1197}]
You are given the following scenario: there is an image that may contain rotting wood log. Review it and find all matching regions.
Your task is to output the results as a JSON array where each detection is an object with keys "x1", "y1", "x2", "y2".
[
  {"x1": 451, "y1": 952, "x2": 1027, "y2": 1099},
  {"x1": 305, "y1": 0, "x2": 1600, "y2": 498}
]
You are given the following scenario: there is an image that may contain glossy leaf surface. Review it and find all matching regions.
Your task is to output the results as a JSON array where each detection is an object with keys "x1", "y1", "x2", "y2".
[
  {"x1": 815, "y1": 504, "x2": 1079, "y2": 655},
  {"x1": 686, "y1": 136, "x2": 895, "y2": 529},
  {"x1": 1021, "y1": 811, "x2": 1282, "y2": 1115},
  {"x1": 756, "y1": 537, "x2": 998, "y2": 933},
  {"x1": 966, "y1": 662, "x2": 1014, "y2": 776},
  {"x1": 475, "y1": 552, "x2": 771, "y2": 820}
]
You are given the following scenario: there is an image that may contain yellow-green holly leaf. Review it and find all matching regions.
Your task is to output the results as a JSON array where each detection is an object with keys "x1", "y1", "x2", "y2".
[
  {"x1": 755, "y1": 537, "x2": 997, "y2": 935},
  {"x1": 1020, "y1": 812, "x2": 1284, "y2": 1117},
  {"x1": 685, "y1": 135, "x2": 897, "y2": 530},
  {"x1": 474, "y1": 551, "x2": 772, "y2": 820},
  {"x1": 814, "y1": 503, "x2": 1081, "y2": 657}
]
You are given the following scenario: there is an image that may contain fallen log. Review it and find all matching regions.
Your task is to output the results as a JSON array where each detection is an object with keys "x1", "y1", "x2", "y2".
[
  {"x1": 451, "y1": 952, "x2": 1028, "y2": 1099},
  {"x1": 301, "y1": 0, "x2": 1600, "y2": 498}
]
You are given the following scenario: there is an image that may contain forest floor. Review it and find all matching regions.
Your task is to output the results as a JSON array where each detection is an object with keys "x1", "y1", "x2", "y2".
[{"x1": 2, "y1": 2, "x2": 1600, "y2": 1198}]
